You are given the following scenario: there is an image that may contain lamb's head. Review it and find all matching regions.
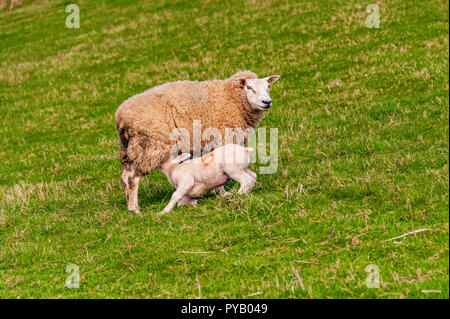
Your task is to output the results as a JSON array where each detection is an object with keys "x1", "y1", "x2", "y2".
[{"x1": 239, "y1": 75, "x2": 280, "y2": 111}]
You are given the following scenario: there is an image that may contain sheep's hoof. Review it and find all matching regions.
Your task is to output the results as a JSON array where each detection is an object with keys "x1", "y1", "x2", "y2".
[
  {"x1": 157, "y1": 210, "x2": 169, "y2": 216},
  {"x1": 128, "y1": 207, "x2": 141, "y2": 215}
]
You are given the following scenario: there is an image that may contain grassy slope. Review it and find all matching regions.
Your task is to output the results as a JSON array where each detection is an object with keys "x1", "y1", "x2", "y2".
[{"x1": 0, "y1": 0, "x2": 448, "y2": 298}]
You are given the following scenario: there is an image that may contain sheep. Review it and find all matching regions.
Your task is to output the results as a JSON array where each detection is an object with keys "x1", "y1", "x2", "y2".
[
  {"x1": 158, "y1": 144, "x2": 256, "y2": 215},
  {"x1": 115, "y1": 70, "x2": 280, "y2": 214}
]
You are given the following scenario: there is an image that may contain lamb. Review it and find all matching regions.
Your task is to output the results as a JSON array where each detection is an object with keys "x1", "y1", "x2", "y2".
[
  {"x1": 158, "y1": 144, "x2": 256, "y2": 215},
  {"x1": 115, "y1": 70, "x2": 279, "y2": 214}
]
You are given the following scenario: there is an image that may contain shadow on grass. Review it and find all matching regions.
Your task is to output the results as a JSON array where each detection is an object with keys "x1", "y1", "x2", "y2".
[
  {"x1": 139, "y1": 187, "x2": 171, "y2": 210},
  {"x1": 112, "y1": 177, "x2": 264, "y2": 212},
  {"x1": 109, "y1": 182, "x2": 171, "y2": 212}
]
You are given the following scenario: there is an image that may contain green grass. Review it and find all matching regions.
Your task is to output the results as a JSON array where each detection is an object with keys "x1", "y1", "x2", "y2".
[{"x1": 0, "y1": 0, "x2": 448, "y2": 299}]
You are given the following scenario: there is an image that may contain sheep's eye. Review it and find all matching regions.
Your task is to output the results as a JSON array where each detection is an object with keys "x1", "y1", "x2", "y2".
[{"x1": 247, "y1": 86, "x2": 255, "y2": 92}]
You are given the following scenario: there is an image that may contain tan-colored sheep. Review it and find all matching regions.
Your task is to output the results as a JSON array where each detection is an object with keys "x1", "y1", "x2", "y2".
[{"x1": 115, "y1": 70, "x2": 279, "y2": 214}]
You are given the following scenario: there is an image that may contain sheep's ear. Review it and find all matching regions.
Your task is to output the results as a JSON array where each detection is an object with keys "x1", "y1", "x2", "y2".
[
  {"x1": 239, "y1": 78, "x2": 247, "y2": 87},
  {"x1": 265, "y1": 75, "x2": 280, "y2": 85},
  {"x1": 171, "y1": 153, "x2": 191, "y2": 164}
]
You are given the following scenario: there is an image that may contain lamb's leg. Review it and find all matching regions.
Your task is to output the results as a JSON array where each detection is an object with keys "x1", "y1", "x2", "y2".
[
  {"x1": 121, "y1": 165, "x2": 141, "y2": 214},
  {"x1": 224, "y1": 168, "x2": 256, "y2": 194},
  {"x1": 177, "y1": 196, "x2": 199, "y2": 207},
  {"x1": 245, "y1": 168, "x2": 257, "y2": 181},
  {"x1": 217, "y1": 186, "x2": 232, "y2": 197},
  {"x1": 158, "y1": 190, "x2": 189, "y2": 215},
  {"x1": 158, "y1": 177, "x2": 194, "y2": 215}
]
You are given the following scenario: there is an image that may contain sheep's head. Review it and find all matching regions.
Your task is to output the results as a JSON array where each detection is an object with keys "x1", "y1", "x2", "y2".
[{"x1": 239, "y1": 75, "x2": 280, "y2": 111}]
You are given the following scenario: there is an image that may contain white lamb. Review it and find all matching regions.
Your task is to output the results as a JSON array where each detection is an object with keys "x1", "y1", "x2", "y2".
[{"x1": 158, "y1": 144, "x2": 256, "y2": 215}]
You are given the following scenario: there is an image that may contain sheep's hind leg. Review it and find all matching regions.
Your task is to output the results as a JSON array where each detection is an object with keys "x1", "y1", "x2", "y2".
[
  {"x1": 121, "y1": 165, "x2": 141, "y2": 215},
  {"x1": 245, "y1": 168, "x2": 257, "y2": 182},
  {"x1": 217, "y1": 186, "x2": 232, "y2": 197}
]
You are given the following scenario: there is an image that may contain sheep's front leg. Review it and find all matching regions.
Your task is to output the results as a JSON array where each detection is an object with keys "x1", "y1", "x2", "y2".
[
  {"x1": 158, "y1": 178, "x2": 194, "y2": 215},
  {"x1": 158, "y1": 190, "x2": 188, "y2": 215},
  {"x1": 121, "y1": 165, "x2": 141, "y2": 214}
]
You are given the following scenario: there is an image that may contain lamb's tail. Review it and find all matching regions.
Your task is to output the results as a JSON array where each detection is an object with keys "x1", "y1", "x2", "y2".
[{"x1": 244, "y1": 147, "x2": 255, "y2": 153}]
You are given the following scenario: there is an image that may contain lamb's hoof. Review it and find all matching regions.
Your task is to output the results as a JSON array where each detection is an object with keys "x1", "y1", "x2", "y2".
[
  {"x1": 128, "y1": 207, "x2": 141, "y2": 215},
  {"x1": 190, "y1": 199, "x2": 200, "y2": 206},
  {"x1": 237, "y1": 188, "x2": 251, "y2": 195},
  {"x1": 157, "y1": 210, "x2": 169, "y2": 216}
]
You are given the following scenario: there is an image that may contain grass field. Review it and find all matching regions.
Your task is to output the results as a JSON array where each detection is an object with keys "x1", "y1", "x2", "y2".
[{"x1": 0, "y1": 0, "x2": 448, "y2": 299}]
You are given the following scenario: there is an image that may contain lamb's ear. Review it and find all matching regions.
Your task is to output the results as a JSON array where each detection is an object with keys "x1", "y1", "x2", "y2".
[
  {"x1": 265, "y1": 75, "x2": 280, "y2": 85},
  {"x1": 171, "y1": 153, "x2": 191, "y2": 164},
  {"x1": 239, "y1": 78, "x2": 247, "y2": 88}
]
